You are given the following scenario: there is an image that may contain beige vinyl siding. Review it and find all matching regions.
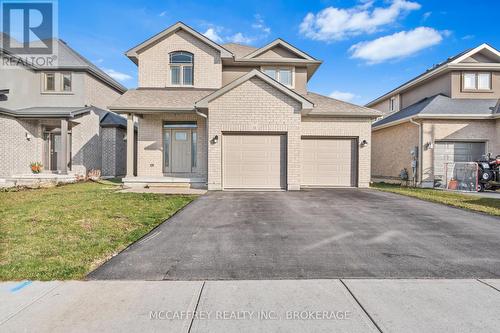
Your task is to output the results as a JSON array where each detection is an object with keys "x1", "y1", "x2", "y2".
[
  {"x1": 223, "y1": 133, "x2": 286, "y2": 189},
  {"x1": 301, "y1": 138, "x2": 357, "y2": 187}
]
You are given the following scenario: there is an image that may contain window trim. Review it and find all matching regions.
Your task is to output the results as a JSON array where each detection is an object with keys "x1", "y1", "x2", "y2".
[
  {"x1": 61, "y1": 72, "x2": 72, "y2": 92},
  {"x1": 169, "y1": 51, "x2": 194, "y2": 87},
  {"x1": 461, "y1": 71, "x2": 492, "y2": 92},
  {"x1": 261, "y1": 66, "x2": 295, "y2": 88},
  {"x1": 43, "y1": 72, "x2": 56, "y2": 92}
]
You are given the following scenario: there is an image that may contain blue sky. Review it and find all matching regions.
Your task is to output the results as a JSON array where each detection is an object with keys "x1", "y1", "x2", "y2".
[{"x1": 57, "y1": 0, "x2": 499, "y2": 105}]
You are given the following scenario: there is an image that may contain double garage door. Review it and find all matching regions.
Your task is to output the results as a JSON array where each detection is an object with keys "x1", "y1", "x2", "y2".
[{"x1": 223, "y1": 134, "x2": 357, "y2": 189}]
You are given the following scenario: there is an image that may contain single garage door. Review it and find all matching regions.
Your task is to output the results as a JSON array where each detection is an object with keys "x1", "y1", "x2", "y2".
[
  {"x1": 434, "y1": 141, "x2": 485, "y2": 180},
  {"x1": 302, "y1": 138, "x2": 358, "y2": 187},
  {"x1": 223, "y1": 134, "x2": 286, "y2": 189}
]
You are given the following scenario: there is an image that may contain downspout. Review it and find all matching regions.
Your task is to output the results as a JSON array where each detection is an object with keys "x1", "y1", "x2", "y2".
[{"x1": 409, "y1": 118, "x2": 422, "y2": 187}]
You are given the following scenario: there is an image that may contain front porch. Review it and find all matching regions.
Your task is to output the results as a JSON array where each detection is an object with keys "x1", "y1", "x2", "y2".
[
  {"x1": 122, "y1": 176, "x2": 207, "y2": 189},
  {"x1": 120, "y1": 109, "x2": 209, "y2": 189}
]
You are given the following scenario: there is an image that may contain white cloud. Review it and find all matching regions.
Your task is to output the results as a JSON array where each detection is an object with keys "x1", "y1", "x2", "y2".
[
  {"x1": 203, "y1": 28, "x2": 223, "y2": 43},
  {"x1": 228, "y1": 32, "x2": 254, "y2": 44},
  {"x1": 159, "y1": 11, "x2": 167, "y2": 17},
  {"x1": 349, "y1": 27, "x2": 443, "y2": 64},
  {"x1": 104, "y1": 69, "x2": 133, "y2": 81},
  {"x1": 329, "y1": 91, "x2": 357, "y2": 102},
  {"x1": 300, "y1": 0, "x2": 421, "y2": 41},
  {"x1": 203, "y1": 27, "x2": 254, "y2": 45},
  {"x1": 462, "y1": 34, "x2": 475, "y2": 40}
]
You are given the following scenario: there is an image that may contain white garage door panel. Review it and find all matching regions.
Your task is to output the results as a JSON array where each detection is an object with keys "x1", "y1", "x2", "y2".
[
  {"x1": 302, "y1": 138, "x2": 357, "y2": 187},
  {"x1": 223, "y1": 134, "x2": 286, "y2": 189}
]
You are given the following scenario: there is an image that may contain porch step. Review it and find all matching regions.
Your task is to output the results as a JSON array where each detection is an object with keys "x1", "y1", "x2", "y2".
[{"x1": 147, "y1": 182, "x2": 191, "y2": 189}]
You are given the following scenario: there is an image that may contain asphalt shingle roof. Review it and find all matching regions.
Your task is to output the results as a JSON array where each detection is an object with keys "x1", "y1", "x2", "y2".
[
  {"x1": 373, "y1": 94, "x2": 500, "y2": 128},
  {"x1": 109, "y1": 88, "x2": 216, "y2": 110},
  {"x1": 221, "y1": 43, "x2": 258, "y2": 58},
  {"x1": 304, "y1": 92, "x2": 382, "y2": 117}
]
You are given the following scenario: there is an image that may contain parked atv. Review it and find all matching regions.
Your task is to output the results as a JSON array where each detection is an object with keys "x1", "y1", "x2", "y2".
[{"x1": 476, "y1": 154, "x2": 500, "y2": 192}]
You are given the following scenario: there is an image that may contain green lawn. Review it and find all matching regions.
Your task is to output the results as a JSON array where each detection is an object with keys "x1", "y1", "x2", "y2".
[
  {"x1": 371, "y1": 182, "x2": 500, "y2": 217},
  {"x1": 0, "y1": 182, "x2": 195, "y2": 280}
]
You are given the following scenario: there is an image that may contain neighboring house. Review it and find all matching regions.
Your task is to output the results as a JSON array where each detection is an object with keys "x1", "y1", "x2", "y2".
[
  {"x1": 0, "y1": 36, "x2": 129, "y2": 179},
  {"x1": 110, "y1": 22, "x2": 381, "y2": 190},
  {"x1": 368, "y1": 43, "x2": 500, "y2": 187}
]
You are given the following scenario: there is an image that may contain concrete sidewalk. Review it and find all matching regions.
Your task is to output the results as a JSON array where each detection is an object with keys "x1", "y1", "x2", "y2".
[{"x1": 1, "y1": 279, "x2": 499, "y2": 332}]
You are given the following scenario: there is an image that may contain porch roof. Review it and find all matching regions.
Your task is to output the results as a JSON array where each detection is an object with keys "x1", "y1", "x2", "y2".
[
  {"x1": 0, "y1": 106, "x2": 94, "y2": 118},
  {"x1": 109, "y1": 88, "x2": 215, "y2": 113}
]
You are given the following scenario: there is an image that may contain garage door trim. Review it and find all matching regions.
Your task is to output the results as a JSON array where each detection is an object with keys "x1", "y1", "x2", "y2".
[
  {"x1": 222, "y1": 132, "x2": 288, "y2": 190},
  {"x1": 301, "y1": 136, "x2": 359, "y2": 188}
]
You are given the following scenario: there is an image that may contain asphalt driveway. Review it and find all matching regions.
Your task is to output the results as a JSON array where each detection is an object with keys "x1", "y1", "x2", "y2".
[{"x1": 88, "y1": 189, "x2": 500, "y2": 280}]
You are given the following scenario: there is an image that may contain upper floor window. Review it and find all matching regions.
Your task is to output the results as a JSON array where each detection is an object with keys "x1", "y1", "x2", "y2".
[
  {"x1": 62, "y1": 73, "x2": 72, "y2": 92},
  {"x1": 169, "y1": 51, "x2": 193, "y2": 86},
  {"x1": 262, "y1": 66, "x2": 294, "y2": 87},
  {"x1": 462, "y1": 72, "x2": 491, "y2": 91},
  {"x1": 43, "y1": 73, "x2": 55, "y2": 91},
  {"x1": 390, "y1": 97, "x2": 395, "y2": 112}
]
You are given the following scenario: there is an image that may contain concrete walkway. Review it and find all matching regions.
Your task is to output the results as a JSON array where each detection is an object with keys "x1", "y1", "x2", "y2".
[{"x1": 1, "y1": 279, "x2": 499, "y2": 332}]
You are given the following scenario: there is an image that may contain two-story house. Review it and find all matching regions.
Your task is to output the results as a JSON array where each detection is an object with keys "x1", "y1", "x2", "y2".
[
  {"x1": 0, "y1": 36, "x2": 129, "y2": 183},
  {"x1": 109, "y1": 22, "x2": 381, "y2": 190},
  {"x1": 368, "y1": 43, "x2": 500, "y2": 188}
]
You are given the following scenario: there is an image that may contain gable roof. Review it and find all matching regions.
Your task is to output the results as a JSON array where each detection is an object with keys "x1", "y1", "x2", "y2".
[
  {"x1": 373, "y1": 94, "x2": 500, "y2": 130},
  {"x1": 222, "y1": 43, "x2": 257, "y2": 58},
  {"x1": 195, "y1": 69, "x2": 313, "y2": 110},
  {"x1": 125, "y1": 21, "x2": 233, "y2": 64},
  {"x1": 0, "y1": 33, "x2": 127, "y2": 93},
  {"x1": 242, "y1": 38, "x2": 318, "y2": 61},
  {"x1": 366, "y1": 43, "x2": 500, "y2": 107},
  {"x1": 0, "y1": 35, "x2": 126, "y2": 93}
]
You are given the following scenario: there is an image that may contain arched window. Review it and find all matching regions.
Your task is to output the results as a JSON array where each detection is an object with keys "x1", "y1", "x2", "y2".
[{"x1": 169, "y1": 51, "x2": 193, "y2": 86}]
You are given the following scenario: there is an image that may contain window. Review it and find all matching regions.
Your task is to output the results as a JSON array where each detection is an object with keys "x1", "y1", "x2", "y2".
[
  {"x1": 463, "y1": 72, "x2": 491, "y2": 91},
  {"x1": 175, "y1": 132, "x2": 188, "y2": 141},
  {"x1": 169, "y1": 51, "x2": 193, "y2": 86},
  {"x1": 390, "y1": 97, "x2": 395, "y2": 112},
  {"x1": 44, "y1": 73, "x2": 55, "y2": 91},
  {"x1": 191, "y1": 131, "x2": 197, "y2": 168},
  {"x1": 262, "y1": 67, "x2": 293, "y2": 87},
  {"x1": 477, "y1": 73, "x2": 491, "y2": 90},
  {"x1": 62, "y1": 73, "x2": 72, "y2": 92}
]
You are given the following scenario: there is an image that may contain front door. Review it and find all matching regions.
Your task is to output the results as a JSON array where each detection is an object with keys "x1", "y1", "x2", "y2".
[{"x1": 170, "y1": 129, "x2": 192, "y2": 173}]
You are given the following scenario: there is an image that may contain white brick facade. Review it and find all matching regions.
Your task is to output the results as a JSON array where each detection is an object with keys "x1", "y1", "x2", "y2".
[
  {"x1": 0, "y1": 115, "x2": 43, "y2": 176},
  {"x1": 137, "y1": 30, "x2": 222, "y2": 89},
  {"x1": 207, "y1": 77, "x2": 302, "y2": 190},
  {"x1": 137, "y1": 113, "x2": 207, "y2": 178}
]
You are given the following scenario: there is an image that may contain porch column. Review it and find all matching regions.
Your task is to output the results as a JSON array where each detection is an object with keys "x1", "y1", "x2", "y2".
[
  {"x1": 60, "y1": 119, "x2": 68, "y2": 175},
  {"x1": 126, "y1": 113, "x2": 135, "y2": 178}
]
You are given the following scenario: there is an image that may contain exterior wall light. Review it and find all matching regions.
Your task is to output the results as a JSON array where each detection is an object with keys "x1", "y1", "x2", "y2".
[
  {"x1": 211, "y1": 135, "x2": 219, "y2": 144},
  {"x1": 26, "y1": 132, "x2": 32, "y2": 141},
  {"x1": 360, "y1": 139, "x2": 368, "y2": 147}
]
